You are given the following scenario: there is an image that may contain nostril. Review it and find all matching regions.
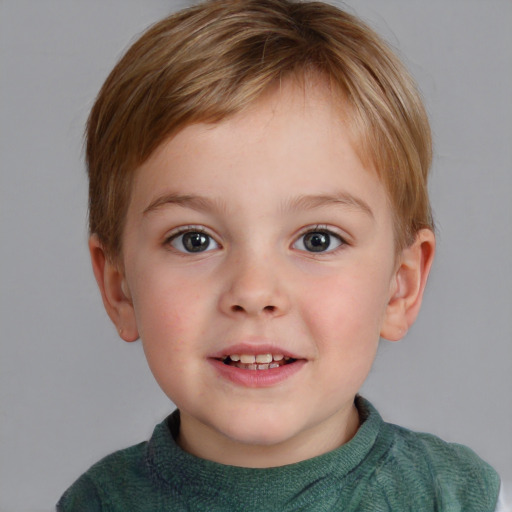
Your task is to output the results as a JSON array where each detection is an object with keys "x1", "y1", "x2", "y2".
[{"x1": 229, "y1": 304, "x2": 276, "y2": 314}]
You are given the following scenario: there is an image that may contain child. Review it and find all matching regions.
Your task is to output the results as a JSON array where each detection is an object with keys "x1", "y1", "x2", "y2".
[{"x1": 58, "y1": 0, "x2": 505, "y2": 509}]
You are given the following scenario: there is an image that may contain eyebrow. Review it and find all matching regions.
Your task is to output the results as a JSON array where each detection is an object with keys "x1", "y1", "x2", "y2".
[
  {"x1": 285, "y1": 193, "x2": 374, "y2": 218},
  {"x1": 143, "y1": 191, "x2": 374, "y2": 218},
  {"x1": 143, "y1": 193, "x2": 223, "y2": 215}
]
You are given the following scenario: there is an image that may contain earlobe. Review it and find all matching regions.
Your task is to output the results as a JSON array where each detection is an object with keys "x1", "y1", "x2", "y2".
[
  {"x1": 89, "y1": 235, "x2": 139, "y2": 342},
  {"x1": 380, "y1": 229, "x2": 436, "y2": 341}
]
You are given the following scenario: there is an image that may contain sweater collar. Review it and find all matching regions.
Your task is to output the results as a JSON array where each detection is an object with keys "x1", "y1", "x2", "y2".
[{"x1": 145, "y1": 397, "x2": 385, "y2": 505}]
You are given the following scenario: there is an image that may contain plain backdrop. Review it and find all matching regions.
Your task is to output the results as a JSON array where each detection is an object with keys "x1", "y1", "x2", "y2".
[{"x1": 1, "y1": 1, "x2": 511, "y2": 510}]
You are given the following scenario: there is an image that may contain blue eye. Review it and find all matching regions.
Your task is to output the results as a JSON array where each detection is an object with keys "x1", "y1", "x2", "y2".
[
  {"x1": 293, "y1": 230, "x2": 344, "y2": 253},
  {"x1": 169, "y1": 231, "x2": 219, "y2": 253}
]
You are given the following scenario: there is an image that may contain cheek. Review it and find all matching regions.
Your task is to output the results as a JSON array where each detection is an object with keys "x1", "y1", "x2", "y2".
[
  {"x1": 130, "y1": 277, "x2": 208, "y2": 400},
  {"x1": 299, "y1": 266, "x2": 392, "y2": 348},
  {"x1": 299, "y1": 271, "x2": 389, "y2": 396},
  {"x1": 129, "y1": 269, "x2": 206, "y2": 357}
]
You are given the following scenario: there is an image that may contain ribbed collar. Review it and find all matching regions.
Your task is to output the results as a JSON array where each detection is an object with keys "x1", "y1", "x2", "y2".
[{"x1": 145, "y1": 397, "x2": 388, "y2": 507}]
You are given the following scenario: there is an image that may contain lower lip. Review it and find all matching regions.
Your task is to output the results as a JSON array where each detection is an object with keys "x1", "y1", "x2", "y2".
[{"x1": 208, "y1": 358, "x2": 306, "y2": 388}]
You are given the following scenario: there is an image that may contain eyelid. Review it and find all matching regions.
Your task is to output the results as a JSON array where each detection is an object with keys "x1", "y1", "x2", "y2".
[
  {"x1": 302, "y1": 224, "x2": 349, "y2": 241},
  {"x1": 292, "y1": 225, "x2": 348, "y2": 253},
  {"x1": 165, "y1": 224, "x2": 201, "y2": 240},
  {"x1": 164, "y1": 225, "x2": 221, "y2": 253}
]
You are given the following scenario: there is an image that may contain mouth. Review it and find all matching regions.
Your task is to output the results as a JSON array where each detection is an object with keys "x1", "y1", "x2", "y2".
[
  {"x1": 219, "y1": 353, "x2": 296, "y2": 371},
  {"x1": 209, "y1": 348, "x2": 305, "y2": 387}
]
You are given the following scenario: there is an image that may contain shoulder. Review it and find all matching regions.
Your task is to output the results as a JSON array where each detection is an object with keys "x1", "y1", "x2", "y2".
[
  {"x1": 355, "y1": 398, "x2": 500, "y2": 510},
  {"x1": 57, "y1": 471, "x2": 103, "y2": 511},
  {"x1": 386, "y1": 421, "x2": 497, "y2": 481},
  {"x1": 56, "y1": 409, "x2": 209, "y2": 511},
  {"x1": 376, "y1": 419, "x2": 500, "y2": 510},
  {"x1": 56, "y1": 411, "x2": 184, "y2": 511},
  {"x1": 56, "y1": 440, "x2": 149, "y2": 511}
]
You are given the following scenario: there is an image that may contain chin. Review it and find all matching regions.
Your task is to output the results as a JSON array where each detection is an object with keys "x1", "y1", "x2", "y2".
[{"x1": 216, "y1": 413, "x2": 301, "y2": 448}]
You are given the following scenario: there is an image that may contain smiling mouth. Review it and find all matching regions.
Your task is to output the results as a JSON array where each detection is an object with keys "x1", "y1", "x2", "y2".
[{"x1": 219, "y1": 353, "x2": 296, "y2": 370}]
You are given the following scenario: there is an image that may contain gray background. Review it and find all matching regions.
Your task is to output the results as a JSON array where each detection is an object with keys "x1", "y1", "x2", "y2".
[{"x1": 1, "y1": 1, "x2": 511, "y2": 510}]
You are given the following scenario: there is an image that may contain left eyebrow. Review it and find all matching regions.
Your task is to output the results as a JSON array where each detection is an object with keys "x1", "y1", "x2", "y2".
[{"x1": 285, "y1": 193, "x2": 374, "y2": 218}]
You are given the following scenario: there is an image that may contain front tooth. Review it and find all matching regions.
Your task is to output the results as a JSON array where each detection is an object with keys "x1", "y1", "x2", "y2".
[
  {"x1": 255, "y1": 354, "x2": 272, "y2": 364},
  {"x1": 240, "y1": 354, "x2": 256, "y2": 364},
  {"x1": 273, "y1": 354, "x2": 284, "y2": 361},
  {"x1": 230, "y1": 354, "x2": 240, "y2": 362}
]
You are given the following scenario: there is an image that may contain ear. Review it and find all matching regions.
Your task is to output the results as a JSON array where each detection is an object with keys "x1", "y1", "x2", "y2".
[
  {"x1": 380, "y1": 229, "x2": 436, "y2": 341},
  {"x1": 89, "y1": 235, "x2": 139, "y2": 342}
]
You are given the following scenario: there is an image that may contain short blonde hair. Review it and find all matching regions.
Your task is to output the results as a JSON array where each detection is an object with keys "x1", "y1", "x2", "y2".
[{"x1": 87, "y1": 0, "x2": 433, "y2": 261}]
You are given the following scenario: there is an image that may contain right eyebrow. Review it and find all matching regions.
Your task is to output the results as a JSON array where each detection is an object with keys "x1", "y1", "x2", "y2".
[{"x1": 143, "y1": 193, "x2": 223, "y2": 215}]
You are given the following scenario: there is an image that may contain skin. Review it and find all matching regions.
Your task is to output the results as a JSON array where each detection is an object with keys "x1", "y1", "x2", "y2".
[{"x1": 91, "y1": 80, "x2": 435, "y2": 468}]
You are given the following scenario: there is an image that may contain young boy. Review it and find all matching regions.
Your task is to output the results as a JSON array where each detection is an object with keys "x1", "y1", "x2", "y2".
[{"x1": 58, "y1": 0, "x2": 504, "y2": 510}]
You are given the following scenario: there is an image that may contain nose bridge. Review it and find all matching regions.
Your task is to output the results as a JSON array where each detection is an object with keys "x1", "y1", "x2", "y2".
[{"x1": 219, "y1": 244, "x2": 289, "y2": 317}]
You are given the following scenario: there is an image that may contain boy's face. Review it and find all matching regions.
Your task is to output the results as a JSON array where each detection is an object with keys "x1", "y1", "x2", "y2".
[{"x1": 118, "y1": 81, "x2": 403, "y2": 465}]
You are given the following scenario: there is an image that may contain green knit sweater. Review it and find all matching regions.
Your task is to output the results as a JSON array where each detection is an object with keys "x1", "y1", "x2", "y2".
[{"x1": 57, "y1": 398, "x2": 499, "y2": 511}]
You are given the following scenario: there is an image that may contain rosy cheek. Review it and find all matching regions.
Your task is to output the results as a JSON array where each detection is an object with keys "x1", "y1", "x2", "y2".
[{"x1": 301, "y1": 274, "x2": 382, "y2": 340}]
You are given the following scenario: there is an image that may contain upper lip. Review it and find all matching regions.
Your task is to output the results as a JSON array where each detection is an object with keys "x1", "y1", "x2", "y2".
[{"x1": 209, "y1": 342, "x2": 303, "y2": 360}]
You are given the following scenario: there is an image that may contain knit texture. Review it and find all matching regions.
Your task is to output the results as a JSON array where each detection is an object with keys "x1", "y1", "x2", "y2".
[{"x1": 57, "y1": 397, "x2": 500, "y2": 511}]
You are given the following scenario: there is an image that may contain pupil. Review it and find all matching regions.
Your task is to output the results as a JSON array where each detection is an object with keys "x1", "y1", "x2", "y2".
[
  {"x1": 304, "y1": 232, "x2": 329, "y2": 252},
  {"x1": 183, "y1": 232, "x2": 209, "y2": 252}
]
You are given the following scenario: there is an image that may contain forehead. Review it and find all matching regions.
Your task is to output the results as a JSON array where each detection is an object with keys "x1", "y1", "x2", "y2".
[{"x1": 129, "y1": 79, "x2": 388, "y2": 218}]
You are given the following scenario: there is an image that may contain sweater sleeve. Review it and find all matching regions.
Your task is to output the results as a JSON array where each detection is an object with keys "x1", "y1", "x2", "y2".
[{"x1": 56, "y1": 473, "x2": 104, "y2": 512}]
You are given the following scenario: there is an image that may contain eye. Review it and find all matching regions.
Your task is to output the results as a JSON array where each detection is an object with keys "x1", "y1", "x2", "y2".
[
  {"x1": 168, "y1": 230, "x2": 219, "y2": 253},
  {"x1": 293, "y1": 229, "x2": 344, "y2": 253}
]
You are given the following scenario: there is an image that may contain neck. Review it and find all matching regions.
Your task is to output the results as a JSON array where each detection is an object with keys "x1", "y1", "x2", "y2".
[{"x1": 177, "y1": 403, "x2": 360, "y2": 468}]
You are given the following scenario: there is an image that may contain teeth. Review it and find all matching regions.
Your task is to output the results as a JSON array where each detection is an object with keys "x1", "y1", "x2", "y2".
[
  {"x1": 222, "y1": 353, "x2": 295, "y2": 370},
  {"x1": 241, "y1": 363, "x2": 273, "y2": 370},
  {"x1": 255, "y1": 354, "x2": 272, "y2": 364},
  {"x1": 230, "y1": 353, "x2": 288, "y2": 363}
]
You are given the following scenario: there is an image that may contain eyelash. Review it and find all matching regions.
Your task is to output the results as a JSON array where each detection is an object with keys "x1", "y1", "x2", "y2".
[
  {"x1": 292, "y1": 225, "x2": 347, "y2": 255},
  {"x1": 165, "y1": 226, "x2": 220, "y2": 254}
]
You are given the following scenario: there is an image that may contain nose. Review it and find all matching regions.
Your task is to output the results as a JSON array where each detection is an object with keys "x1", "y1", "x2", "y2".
[{"x1": 218, "y1": 254, "x2": 291, "y2": 318}]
